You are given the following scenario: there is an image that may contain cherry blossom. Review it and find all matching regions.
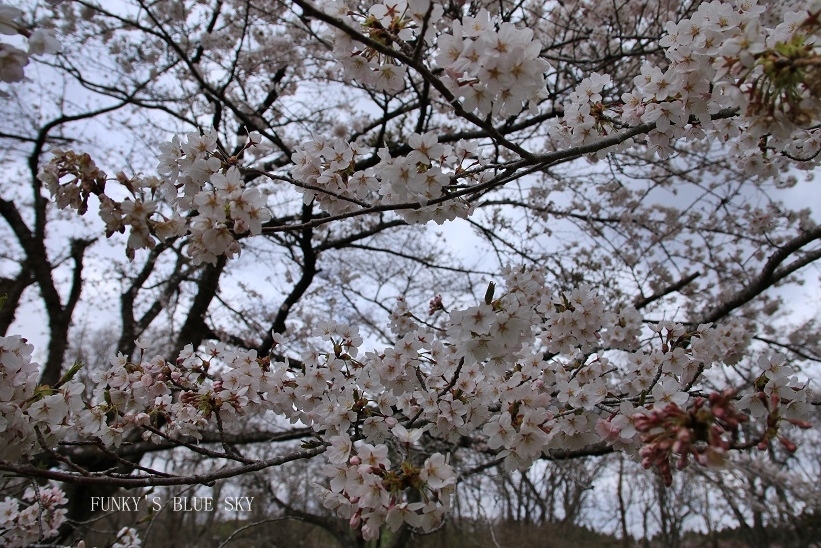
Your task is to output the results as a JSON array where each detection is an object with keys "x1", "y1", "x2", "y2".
[
  {"x1": 0, "y1": 482, "x2": 67, "y2": 548},
  {"x1": 0, "y1": 4, "x2": 60, "y2": 84},
  {"x1": 2, "y1": 0, "x2": 821, "y2": 544}
]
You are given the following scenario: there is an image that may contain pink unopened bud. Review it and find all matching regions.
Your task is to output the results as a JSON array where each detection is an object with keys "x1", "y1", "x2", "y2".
[
  {"x1": 787, "y1": 418, "x2": 812, "y2": 429},
  {"x1": 428, "y1": 294, "x2": 444, "y2": 315},
  {"x1": 349, "y1": 455, "x2": 361, "y2": 465},
  {"x1": 779, "y1": 436, "x2": 797, "y2": 453}
]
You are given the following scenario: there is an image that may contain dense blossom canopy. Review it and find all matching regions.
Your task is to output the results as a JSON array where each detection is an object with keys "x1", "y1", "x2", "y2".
[{"x1": 1, "y1": 0, "x2": 820, "y2": 545}]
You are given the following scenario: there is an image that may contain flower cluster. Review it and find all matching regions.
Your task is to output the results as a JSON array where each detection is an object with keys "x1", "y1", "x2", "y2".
[
  {"x1": 0, "y1": 4, "x2": 60, "y2": 84},
  {"x1": 736, "y1": 353, "x2": 814, "y2": 448},
  {"x1": 538, "y1": 283, "x2": 610, "y2": 355},
  {"x1": 38, "y1": 130, "x2": 270, "y2": 263},
  {"x1": 0, "y1": 483, "x2": 67, "y2": 548},
  {"x1": 436, "y1": 9, "x2": 550, "y2": 117},
  {"x1": 1, "y1": 262, "x2": 816, "y2": 540},
  {"x1": 632, "y1": 391, "x2": 748, "y2": 486},
  {"x1": 0, "y1": 335, "x2": 40, "y2": 461},
  {"x1": 0, "y1": 335, "x2": 84, "y2": 461},
  {"x1": 7, "y1": 1, "x2": 821, "y2": 543},
  {"x1": 547, "y1": 0, "x2": 821, "y2": 168},
  {"x1": 85, "y1": 340, "x2": 291, "y2": 444},
  {"x1": 324, "y1": 0, "x2": 444, "y2": 92},
  {"x1": 34, "y1": 3, "x2": 821, "y2": 264},
  {"x1": 320, "y1": 438, "x2": 455, "y2": 540},
  {"x1": 291, "y1": 131, "x2": 482, "y2": 223},
  {"x1": 186, "y1": 165, "x2": 271, "y2": 264}
]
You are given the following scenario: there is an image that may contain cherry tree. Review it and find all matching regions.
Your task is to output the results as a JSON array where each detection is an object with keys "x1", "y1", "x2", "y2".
[{"x1": 1, "y1": 0, "x2": 821, "y2": 545}]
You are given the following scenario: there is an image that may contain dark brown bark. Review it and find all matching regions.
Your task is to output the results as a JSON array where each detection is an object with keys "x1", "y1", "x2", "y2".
[
  {"x1": 0, "y1": 265, "x2": 35, "y2": 335},
  {"x1": 173, "y1": 255, "x2": 227, "y2": 355},
  {"x1": 258, "y1": 203, "x2": 318, "y2": 355}
]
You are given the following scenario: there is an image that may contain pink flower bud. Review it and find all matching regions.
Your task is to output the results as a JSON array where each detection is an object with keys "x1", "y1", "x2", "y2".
[
  {"x1": 787, "y1": 418, "x2": 812, "y2": 429},
  {"x1": 778, "y1": 436, "x2": 797, "y2": 453}
]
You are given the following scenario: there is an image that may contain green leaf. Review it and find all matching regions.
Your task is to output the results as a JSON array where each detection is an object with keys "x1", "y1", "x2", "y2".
[{"x1": 55, "y1": 360, "x2": 84, "y2": 389}]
